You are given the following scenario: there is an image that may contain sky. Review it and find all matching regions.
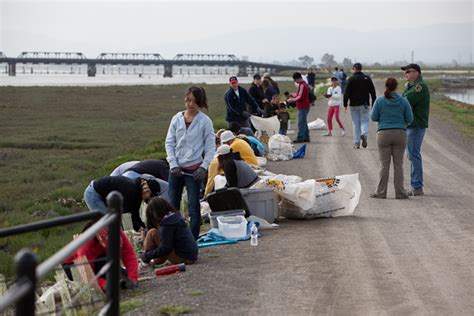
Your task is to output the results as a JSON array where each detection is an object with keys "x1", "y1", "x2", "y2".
[{"x1": 0, "y1": 0, "x2": 473, "y2": 64}]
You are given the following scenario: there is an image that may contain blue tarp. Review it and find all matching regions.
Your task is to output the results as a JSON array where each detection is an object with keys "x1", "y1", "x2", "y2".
[{"x1": 197, "y1": 221, "x2": 261, "y2": 248}]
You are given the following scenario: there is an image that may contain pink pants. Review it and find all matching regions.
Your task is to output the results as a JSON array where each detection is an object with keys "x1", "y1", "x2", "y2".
[{"x1": 327, "y1": 106, "x2": 344, "y2": 131}]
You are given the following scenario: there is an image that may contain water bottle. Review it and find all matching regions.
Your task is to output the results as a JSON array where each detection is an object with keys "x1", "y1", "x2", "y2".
[{"x1": 250, "y1": 223, "x2": 258, "y2": 246}]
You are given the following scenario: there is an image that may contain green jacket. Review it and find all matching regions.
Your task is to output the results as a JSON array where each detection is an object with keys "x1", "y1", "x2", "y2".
[{"x1": 402, "y1": 76, "x2": 430, "y2": 128}]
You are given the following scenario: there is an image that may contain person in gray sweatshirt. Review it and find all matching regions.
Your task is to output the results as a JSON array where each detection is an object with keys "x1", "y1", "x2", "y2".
[{"x1": 370, "y1": 78, "x2": 413, "y2": 199}]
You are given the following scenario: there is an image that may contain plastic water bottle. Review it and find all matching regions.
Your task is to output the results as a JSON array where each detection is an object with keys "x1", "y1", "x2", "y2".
[{"x1": 250, "y1": 224, "x2": 258, "y2": 246}]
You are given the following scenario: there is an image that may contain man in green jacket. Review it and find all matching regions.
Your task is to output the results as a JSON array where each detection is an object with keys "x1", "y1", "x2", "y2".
[{"x1": 401, "y1": 63, "x2": 430, "y2": 196}]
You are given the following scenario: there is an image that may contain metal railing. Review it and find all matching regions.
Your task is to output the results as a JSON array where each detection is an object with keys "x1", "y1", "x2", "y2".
[{"x1": 0, "y1": 191, "x2": 123, "y2": 316}]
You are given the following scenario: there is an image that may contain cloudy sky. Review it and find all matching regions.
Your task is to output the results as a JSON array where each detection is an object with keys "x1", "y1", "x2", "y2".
[{"x1": 1, "y1": 0, "x2": 472, "y2": 64}]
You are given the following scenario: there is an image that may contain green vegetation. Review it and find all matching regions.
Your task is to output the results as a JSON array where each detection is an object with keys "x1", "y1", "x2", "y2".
[
  {"x1": 0, "y1": 84, "x2": 229, "y2": 277},
  {"x1": 189, "y1": 289, "x2": 204, "y2": 296},
  {"x1": 431, "y1": 98, "x2": 474, "y2": 140},
  {"x1": 121, "y1": 298, "x2": 145, "y2": 314},
  {"x1": 158, "y1": 304, "x2": 192, "y2": 315}
]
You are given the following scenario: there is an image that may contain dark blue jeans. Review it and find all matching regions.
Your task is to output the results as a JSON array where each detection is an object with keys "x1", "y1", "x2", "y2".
[
  {"x1": 168, "y1": 171, "x2": 201, "y2": 240},
  {"x1": 297, "y1": 108, "x2": 310, "y2": 141},
  {"x1": 406, "y1": 127, "x2": 426, "y2": 190}
]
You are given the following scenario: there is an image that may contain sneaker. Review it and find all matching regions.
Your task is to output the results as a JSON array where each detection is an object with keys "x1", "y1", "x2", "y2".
[
  {"x1": 370, "y1": 193, "x2": 386, "y2": 199},
  {"x1": 361, "y1": 135, "x2": 368, "y2": 148},
  {"x1": 323, "y1": 132, "x2": 332, "y2": 136},
  {"x1": 353, "y1": 144, "x2": 360, "y2": 149},
  {"x1": 407, "y1": 189, "x2": 424, "y2": 196},
  {"x1": 138, "y1": 259, "x2": 152, "y2": 274},
  {"x1": 341, "y1": 130, "x2": 346, "y2": 137},
  {"x1": 293, "y1": 139, "x2": 304, "y2": 143},
  {"x1": 303, "y1": 139, "x2": 311, "y2": 142}
]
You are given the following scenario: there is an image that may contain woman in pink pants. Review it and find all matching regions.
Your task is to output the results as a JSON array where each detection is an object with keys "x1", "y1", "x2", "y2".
[{"x1": 324, "y1": 77, "x2": 345, "y2": 136}]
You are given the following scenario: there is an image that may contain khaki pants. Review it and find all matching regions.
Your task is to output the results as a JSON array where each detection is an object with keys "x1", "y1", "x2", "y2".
[{"x1": 375, "y1": 129, "x2": 407, "y2": 197}]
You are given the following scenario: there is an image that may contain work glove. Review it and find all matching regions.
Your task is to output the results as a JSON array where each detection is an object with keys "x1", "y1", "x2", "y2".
[
  {"x1": 193, "y1": 167, "x2": 207, "y2": 182},
  {"x1": 170, "y1": 167, "x2": 182, "y2": 177}
]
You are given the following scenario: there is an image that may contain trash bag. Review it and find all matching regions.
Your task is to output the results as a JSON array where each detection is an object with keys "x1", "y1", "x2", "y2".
[
  {"x1": 308, "y1": 118, "x2": 327, "y2": 130},
  {"x1": 278, "y1": 173, "x2": 361, "y2": 219},
  {"x1": 250, "y1": 115, "x2": 280, "y2": 137},
  {"x1": 292, "y1": 144, "x2": 306, "y2": 159},
  {"x1": 267, "y1": 134, "x2": 293, "y2": 161}
]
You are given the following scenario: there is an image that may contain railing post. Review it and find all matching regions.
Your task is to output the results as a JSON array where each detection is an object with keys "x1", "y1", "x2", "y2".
[
  {"x1": 105, "y1": 191, "x2": 123, "y2": 316},
  {"x1": 15, "y1": 249, "x2": 37, "y2": 316}
]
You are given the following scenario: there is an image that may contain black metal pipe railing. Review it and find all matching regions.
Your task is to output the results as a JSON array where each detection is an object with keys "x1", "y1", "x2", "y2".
[
  {"x1": 0, "y1": 191, "x2": 123, "y2": 316},
  {"x1": 0, "y1": 211, "x2": 102, "y2": 238}
]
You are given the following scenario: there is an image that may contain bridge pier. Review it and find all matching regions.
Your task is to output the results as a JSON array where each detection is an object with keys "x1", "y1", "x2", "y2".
[
  {"x1": 237, "y1": 65, "x2": 248, "y2": 77},
  {"x1": 8, "y1": 62, "x2": 16, "y2": 76},
  {"x1": 164, "y1": 64, "x2": 173, "y2": 77},
  {"x1": 87, "y1": 63, "x2": 96, "y2": 77}
]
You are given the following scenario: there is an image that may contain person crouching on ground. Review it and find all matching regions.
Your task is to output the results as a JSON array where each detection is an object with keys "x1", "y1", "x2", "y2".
[
  {"x1": 84, "y1": 175, "x2": 161, "y2": 232},
  {"x1": 63, "y1": 223, "x2": 138, "y2": 290},
  {"x1": 323, "y1": 77, "x2": 345, "y2": 136},
  {"x1": 165, "y1": 86, "x2": 215, "y2": 240},
  {"x1": 217, "y1": 145, "x2": 260, "y2": 189},
  {"x1": 370, "y1": 77, "x2": 413, "y2": 199},
  {"x1": 140, "y1": 197, "x2": 198, "y2": 267},
  {"x1": 277, "y1": 103, "x2": 290, "y2": 135}
]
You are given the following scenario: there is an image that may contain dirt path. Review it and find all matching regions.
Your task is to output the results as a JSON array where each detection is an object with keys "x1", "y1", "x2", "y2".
[{"x1": 128, "y1": 85, "x2": 474, "y2": 315}]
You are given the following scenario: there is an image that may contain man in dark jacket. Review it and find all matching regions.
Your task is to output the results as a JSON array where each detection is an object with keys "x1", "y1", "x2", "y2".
[
  {"x1": 401, "y1": 63, "x2": 430, "y2": 196},
  {"x1": 343, "y1": 63, "x2": 376, "y2": 149},
  {"x1": 224, "y1": 76, "x2": 260, "y2": 128},
  {"x1": 248, "y1": 73, "x2": 265, "y2": 110}
]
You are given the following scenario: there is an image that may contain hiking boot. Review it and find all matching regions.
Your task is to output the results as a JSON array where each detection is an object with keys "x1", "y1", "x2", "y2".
[
  {"x1": 407, "y1": 189, "x2": 424, "y2": 196},
  {"x1": 303, "y1": 139, "x2": 310, "y2": 142},
  {"x1": 396, "y1": 194, "x2": 409, "y2": 199},
  {"x1": 293, "y1": 139, "x2": 305, "y2": 143},
  {"x1": 370, "y1": 193, "x2": 386, "y2": 199},
  {"x1": 361, "y1": 135, "x2": 368, "y2": 148},
  {"x1": 353, "y1": 144, "x2": 360, "y2": 149}
]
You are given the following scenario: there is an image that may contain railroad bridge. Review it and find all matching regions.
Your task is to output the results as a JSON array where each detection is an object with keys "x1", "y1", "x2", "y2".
[{"x1": 0, "y1": 52, "x2": 302, "y2": 77}]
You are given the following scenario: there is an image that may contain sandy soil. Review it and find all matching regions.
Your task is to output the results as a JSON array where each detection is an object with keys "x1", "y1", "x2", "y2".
[{"x1": 127, "y1": 83, "x2": 474, "y2": 315}]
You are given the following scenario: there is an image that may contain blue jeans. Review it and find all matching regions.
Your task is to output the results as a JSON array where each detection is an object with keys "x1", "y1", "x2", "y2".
[
  {"x1": 84, "y1": 181, "x2": 108, "y2": 214},
  {"x1": 406, "y1": 128, "x2": 426, "y2": 190},
  {"x1": 297, "y1": 108, "x2": 310, "y2": 141},
  {"x1": 279, "y1": 128, "x2": 287, "y2": 135},
  {"x1": 168, "y1": 170, "x2": 201, "y2": 240},
  {"x1": 350, "y1": 105, "x2": 370, "y2": 145}
]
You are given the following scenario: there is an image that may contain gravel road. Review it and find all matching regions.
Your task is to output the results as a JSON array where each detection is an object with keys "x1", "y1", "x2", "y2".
[{"x1": 128, "y1": 83, "x2": 474, "y2": 315}]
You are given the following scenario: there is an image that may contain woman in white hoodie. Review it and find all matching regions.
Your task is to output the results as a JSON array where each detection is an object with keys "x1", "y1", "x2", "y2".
[
  {"x1": 324, "y1": 77, "x2": 345, "y2": 136},
  {"x1": 165, "y1": 86, "x2": 215, "y2": 239}
]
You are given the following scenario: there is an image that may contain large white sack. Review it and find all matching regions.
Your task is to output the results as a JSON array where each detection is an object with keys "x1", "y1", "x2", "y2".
[
  {"x1": 250, "y1": 115, "x2": 280, "y2": 136},
  {"x1": 279, "y1": 173, "x2": 361, "y2": 219},
  {"x1": 268, "y1": 134, "x2": 293, "y2": 161},
  {"x1": 308, "y1": 118, "x2": 327, "y2": 130}
]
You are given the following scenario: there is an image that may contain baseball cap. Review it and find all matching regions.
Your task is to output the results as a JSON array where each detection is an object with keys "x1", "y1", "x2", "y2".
[
  {"x1": 220, "y1": 130, "x2": 235, "y2": 143},
  {"x1": 253, "y1": 73, "x2": 261, "y2": 80},
  {"x1": 401, "y1": 63, "x2": 421, "y2": 74},
  {"x1": 229, "y1": 76, "x2": 238, "y2": 83},
  {"x1": 216, "y1": 144, "x2": 231, "y2": 156},
  {"x1": 353, "y1": 63, "x2": 362, "y2": 70}
]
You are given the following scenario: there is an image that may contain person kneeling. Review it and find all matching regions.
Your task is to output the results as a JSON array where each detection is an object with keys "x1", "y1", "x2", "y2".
[
  {"x1": 217, "y1": 144, "x2": 260, "y2": 189},
  {"x1": 140, "y1": 197, "x2": 198, "y2": 266}
]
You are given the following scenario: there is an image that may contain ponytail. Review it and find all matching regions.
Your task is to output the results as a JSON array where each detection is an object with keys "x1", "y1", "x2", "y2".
[{"x1": 384, "y1": 77, "x2": 398, "y2": 99}]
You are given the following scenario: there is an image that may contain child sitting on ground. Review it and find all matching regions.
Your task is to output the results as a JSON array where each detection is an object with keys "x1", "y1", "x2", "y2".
[
  {"x1": 140, "y1": 197, "x2": 198, "y2": 267},
  {"x1": 277, "y1": 103, "x2": 290, "y2": 135}
]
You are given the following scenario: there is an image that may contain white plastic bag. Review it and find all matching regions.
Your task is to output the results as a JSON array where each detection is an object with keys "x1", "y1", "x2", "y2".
[
  {"x1": 250, "y1": 115, "x2": 280, "y2": 136},
  {"x1": 279, "y1": 173, "x2": 361, "y2": 219},
  {"x1": 308, "y1": 118, "x2": 327, "y2": 130},
  {"x1": 268, "y1": 134, "x2": 293, "y2": 161}
]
